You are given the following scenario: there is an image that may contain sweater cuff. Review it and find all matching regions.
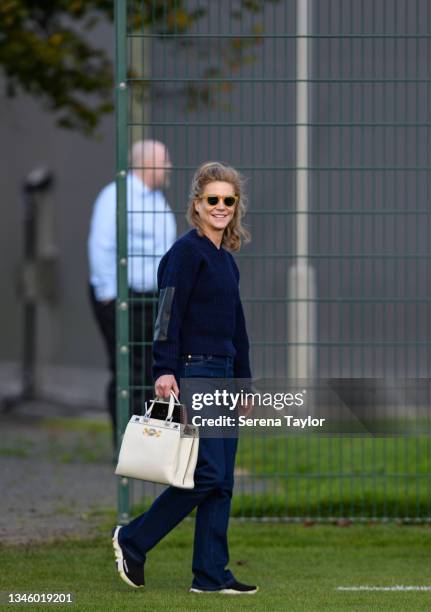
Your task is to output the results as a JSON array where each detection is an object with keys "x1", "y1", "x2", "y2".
[
  {"x1": 152, "y1": 367, "x2": 177, "y2": 383},
  {"x1": 233, "y1": 373, "x2": 253, "y2": 395}
]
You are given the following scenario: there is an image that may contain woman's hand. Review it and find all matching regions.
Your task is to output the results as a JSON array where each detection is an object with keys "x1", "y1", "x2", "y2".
[
  {"x1": 155, "y1": 374, "x2": 179, "y2": 399},
  {"x1": 238, "y1": 400, "x2": 253, "y2": 418}
]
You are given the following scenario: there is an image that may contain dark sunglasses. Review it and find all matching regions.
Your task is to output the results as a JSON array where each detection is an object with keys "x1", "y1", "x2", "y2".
[{"x1": 200, "y1": 194, "x2": 239, "y2": 207}]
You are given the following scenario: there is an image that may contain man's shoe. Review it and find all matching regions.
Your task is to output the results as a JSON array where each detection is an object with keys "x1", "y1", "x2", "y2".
[
  {"x1": 190, "y1": 580, "x2": 258, "y2": 595},
  {"x1": 112, "y1": 526, "x2": 145, "y2": 588}
]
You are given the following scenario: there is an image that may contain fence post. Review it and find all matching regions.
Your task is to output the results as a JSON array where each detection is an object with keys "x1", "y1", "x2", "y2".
[
  {"x1": 288, "y1": 0, "x2": 317, "y2": 381},
  {"x1": 115, "y1": 0, "x2": 131, "y2": 524}
]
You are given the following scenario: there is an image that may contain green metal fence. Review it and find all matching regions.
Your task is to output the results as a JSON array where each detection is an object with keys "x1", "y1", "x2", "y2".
[{"x1": 115, "y1": 0, "x2": 431, "y2": 522}]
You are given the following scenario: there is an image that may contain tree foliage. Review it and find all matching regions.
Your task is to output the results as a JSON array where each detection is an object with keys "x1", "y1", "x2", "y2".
[{"x1": 0, "y1": 0, "x2": 278, "y2": 136}]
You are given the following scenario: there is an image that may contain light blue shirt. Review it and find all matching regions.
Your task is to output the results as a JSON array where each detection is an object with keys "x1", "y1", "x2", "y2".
[{"x1": 88, "y1": 174, "x2": 176, "y2": 300}]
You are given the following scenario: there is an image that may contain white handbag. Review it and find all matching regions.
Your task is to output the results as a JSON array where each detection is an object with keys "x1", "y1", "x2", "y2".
[{"x1": 115, "y1": 391, "x2": 199, "y2": 489}]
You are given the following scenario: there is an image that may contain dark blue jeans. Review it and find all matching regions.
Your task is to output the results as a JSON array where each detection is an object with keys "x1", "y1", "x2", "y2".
[{"x1": 119, "y1": 354, "x2": 238, "y2": 590}]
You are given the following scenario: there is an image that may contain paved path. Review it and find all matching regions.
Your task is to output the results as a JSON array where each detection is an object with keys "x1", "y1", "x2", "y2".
[{"x1": 0, "y1": 402, "x2": 116, "y2": 544}]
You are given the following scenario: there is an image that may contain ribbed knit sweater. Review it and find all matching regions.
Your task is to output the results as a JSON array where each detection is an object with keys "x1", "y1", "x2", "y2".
[{"x1": 152, "y1": 228, "x2": 251, "y2": 381}]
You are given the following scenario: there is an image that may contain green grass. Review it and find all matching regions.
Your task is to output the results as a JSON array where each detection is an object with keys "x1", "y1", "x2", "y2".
[
  {"x1": 0, "y1": 417, "x2": 112, "y2": 464},
  {"x1": 4, "y1": 415, "x2": 431, "y2": 519},
  {"x1": 2, "y1": 523, "x2": 431, "y2": 610},
  {"x1": 234, "y1": 435, "x2": 431, "y2": 518}
]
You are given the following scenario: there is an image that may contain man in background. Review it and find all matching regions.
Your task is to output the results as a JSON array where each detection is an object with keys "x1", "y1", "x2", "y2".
[{"x1": 88, "y1": 140, "x2": 176, "y2": 448}]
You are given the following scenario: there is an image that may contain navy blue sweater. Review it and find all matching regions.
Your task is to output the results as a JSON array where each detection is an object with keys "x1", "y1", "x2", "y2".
[{"x1": 152, "y1": 228, "x2": 251, "y2": 381}]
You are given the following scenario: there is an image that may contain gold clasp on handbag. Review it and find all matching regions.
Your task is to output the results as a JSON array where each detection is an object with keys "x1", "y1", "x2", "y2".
[{"x1": 142, "y1": 427, "x2": 161, "y2": 437}]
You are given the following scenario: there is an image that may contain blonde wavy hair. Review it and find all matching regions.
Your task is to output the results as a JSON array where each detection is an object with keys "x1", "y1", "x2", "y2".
[{"x1": 186, "y1": 161, "x2": 251, "y2": 252}]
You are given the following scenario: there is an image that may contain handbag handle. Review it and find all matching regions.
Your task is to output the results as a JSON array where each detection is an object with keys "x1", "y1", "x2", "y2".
[
  {"x1": 165, "y1": 390, "x2": 179, "y2": 422},
  {"x1": 144, "y1": 390, "x2": 180, "y2": 422}
]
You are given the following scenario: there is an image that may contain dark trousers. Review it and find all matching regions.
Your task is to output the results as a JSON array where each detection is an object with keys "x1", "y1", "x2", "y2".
[
  {"x1": 119, "y1": 354, "x2": 239, "y2": 591},
  {"x1": 88, "y1": 285, "x2": 157, "y2": 448}
]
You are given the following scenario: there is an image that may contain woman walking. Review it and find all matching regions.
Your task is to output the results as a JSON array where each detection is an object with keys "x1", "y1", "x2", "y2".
[{"x1": 112, "y1": 161, "x2": 257, "y2": 594}]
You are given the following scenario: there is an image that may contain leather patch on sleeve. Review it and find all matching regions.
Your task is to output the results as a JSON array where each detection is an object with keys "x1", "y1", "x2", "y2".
[{"x1": 154, "y1": 287, "x2": 175, "y2": 341}]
